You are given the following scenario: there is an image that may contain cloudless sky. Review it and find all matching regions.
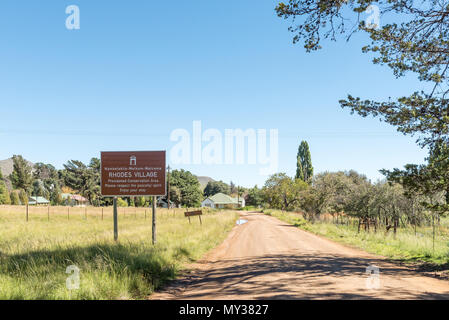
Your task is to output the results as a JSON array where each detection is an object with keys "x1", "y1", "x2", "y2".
[{"x1": 0, "y1": 1, "x2": 429, "y2": 187}]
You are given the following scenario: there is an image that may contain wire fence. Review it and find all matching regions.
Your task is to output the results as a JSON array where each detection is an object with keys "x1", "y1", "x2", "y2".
[{"x1": 0, "y1": 205, "x2": 210, "y2": 222}]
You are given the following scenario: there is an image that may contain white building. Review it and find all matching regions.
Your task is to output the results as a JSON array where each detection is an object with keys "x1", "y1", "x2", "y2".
[{"x1": 201, "y1": 193, "x2": 245, "y2": 209}]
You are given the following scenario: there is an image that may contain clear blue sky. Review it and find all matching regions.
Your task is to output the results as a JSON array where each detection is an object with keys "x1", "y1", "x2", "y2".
[{"x1": 0, "y1": 1, "x2": 428, "y2": 188}]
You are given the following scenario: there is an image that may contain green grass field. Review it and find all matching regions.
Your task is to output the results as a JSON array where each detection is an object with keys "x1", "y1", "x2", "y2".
[
  {"x1": 0, "y1": 205, "x2": 238, "y2": 299},
  {"x1": 264, "y1": 209, "x2": 449, "y2": 267}
]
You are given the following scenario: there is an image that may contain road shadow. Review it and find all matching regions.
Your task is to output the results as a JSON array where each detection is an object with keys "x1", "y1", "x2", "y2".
[{"x1": 156, "y1": 253, "x2": 449, "y2": 300}]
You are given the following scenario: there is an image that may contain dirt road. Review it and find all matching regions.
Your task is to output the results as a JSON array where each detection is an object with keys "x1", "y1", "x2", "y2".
[{"x1": 151, "y1": 211, "x2": 449, "y2": 299}]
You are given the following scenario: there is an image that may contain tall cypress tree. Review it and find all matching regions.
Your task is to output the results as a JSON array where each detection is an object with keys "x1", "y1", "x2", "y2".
[{"x1": 296, "y1": 141, "x2": 313, "y2": 183}]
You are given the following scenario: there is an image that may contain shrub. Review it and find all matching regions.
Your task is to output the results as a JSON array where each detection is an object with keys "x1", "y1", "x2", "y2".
[
  {"x1": 10, "y1": 190, "x2": 20, "y2": 205},
  {"x1": 117, "y1": 198, "x2": 128, "y2": 207}
]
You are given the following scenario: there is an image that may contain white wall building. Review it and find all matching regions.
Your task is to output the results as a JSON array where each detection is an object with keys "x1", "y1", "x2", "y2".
[{"x1": 201, "y1": 193, "x2": 245, "y2": 209}]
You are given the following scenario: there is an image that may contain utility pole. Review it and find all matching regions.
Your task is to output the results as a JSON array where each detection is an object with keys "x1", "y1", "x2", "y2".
[
  {"x1": 237, "y1": 186, "x2": 240, "y2": 209},
  {"x1": 237, "y1": 185, "x2": 242, "y2": 208}
]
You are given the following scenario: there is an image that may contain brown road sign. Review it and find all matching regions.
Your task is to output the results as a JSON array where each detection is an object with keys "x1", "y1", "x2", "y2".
[
  {"x1": 101, "y1": 151, "x2": 166, "y2": 196},
  {"x1": 184, "y1": 210, "x2": 202, "y2": 217},
  {"x1": 185, "y1": 210, "x2": 203, "y2": 225}
]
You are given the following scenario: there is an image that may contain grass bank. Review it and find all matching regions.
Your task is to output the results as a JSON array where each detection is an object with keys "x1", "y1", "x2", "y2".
[
  {"x1": 0, "y1": 206, "x2": 238, "y2": 299},
  {"x1": 264, "y1": 209, "x2": 449, "y2": 267}
]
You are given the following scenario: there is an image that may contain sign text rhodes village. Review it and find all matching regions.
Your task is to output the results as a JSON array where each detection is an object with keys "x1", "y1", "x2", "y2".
[
  {"x1": 101, "y1": 151, "x2": 166, "y2": 242},
  {"x1": 101, "y1": 151, "x2": 166, "y2": 196}
]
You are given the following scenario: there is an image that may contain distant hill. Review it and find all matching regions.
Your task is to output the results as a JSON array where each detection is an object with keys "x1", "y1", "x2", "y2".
[{"x1": 196, "y1": 176, "x2": 215, "y2": 190}]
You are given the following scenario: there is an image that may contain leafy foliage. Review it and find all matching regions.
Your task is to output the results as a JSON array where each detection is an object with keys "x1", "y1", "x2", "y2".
[
  {"x1": 263, "y1": 173, "x2": 309, "y2": 211},
  {"x1": 61, "y1": 158, "x2": 101, "y2": 206},
  {"x1": 170, "y1": 169, "x2": 203, "y2": 207},
  {"x1": 9, "y1": 155, "x2": 33, "y2": 194},
  {"x1": 296, "y1": 140, "x2": 313, "y2": 183},
  {"x1": 277, "y1": 0, "x2": 449, "y2": 214},
  {"x1": 10, "y1": 191, "x2": 20, "y2": 205},
  {"x1": 246, "y1": 186, "x2": 264, "y2": 207},
  {"x1": 204, "y1": 180, "x2": 231, "y2": 197}
]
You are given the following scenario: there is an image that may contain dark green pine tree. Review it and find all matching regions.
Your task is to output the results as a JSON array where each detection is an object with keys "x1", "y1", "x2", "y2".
[
  {"x1": 9, "y1": 155, "x2": 33, "y2": 194},
  {"x1": 296, "y1": 141, "x2": 313, "y2": 183}
]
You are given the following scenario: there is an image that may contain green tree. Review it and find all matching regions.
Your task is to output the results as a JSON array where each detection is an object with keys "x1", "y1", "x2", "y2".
[
  {"x1": 50, "y1": 188, "x2": 63, "y2": 206},
  {"x1": 32, "y1": 179, "x2": 48, "y2": 198},
  {"x1": 0, "y1": 171, "x2": 10, "y2": 205},
  {"x1": 170, "y1": 169, "x2": 202, "y2": 207},
  {"x1": 61, "y1": 158, "x2": 101, "y2": 206},
  {"x1": 295, "y1": 141, "x2": 313, "y2": 183},
  {"x1": 169, "y1": 185, "x2": 182, "y2": 207},
  {"x1": 263, "y1": 173, "x2": 309, "y2": 211},
  {"x1": 381, "y1": 143, "x2": 449, "y2": 214},
  {"x1": 33, "y1": 163, "x2": 58, "y2": 181},
  {"x1": 116, "y1": 198, "x2": 128, "y2": 207},
  {"x1": 204, "y1": 181, "x2": 231, "y2": 197},
  {"x1": 277, "y1": 0, "x2": 449, "y2": 213},
  {"x1": 19, "y1": 190, "x2": 28, "y2": 205},
  {"x1": 10, "y1": 191, "x2": 20, "y2": 205},
  {"x1": 246, "y1": 185, "x2": 264, "y2": 207},
  {"x1": 0, "y1": 183, "x2": 10, "y2": 205},
  {"x1": 61, "y1": 160, "x2": 86, "y2": 191},
  {"x1": 312, "y1": 172, "x2": 355, "y2": 217},
  {"x1": 9, "y1": 155, "x2": 33, "y2": 194},
  {"x1": 136, "y1": 196, "x2": 147, "y2": 207}
]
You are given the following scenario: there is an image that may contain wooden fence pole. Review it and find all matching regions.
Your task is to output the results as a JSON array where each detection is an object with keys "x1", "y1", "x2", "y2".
[{"x1": 114, "y1": 197, "x2": 118, "y2": 241}]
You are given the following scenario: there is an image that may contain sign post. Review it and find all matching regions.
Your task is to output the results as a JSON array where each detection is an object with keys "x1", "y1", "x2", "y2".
[
  {"x1": 152, "y1": 196, "x2": 156, "y2": 244},
  {"x1": 184, "y1": 210, "x2": 203, "y2": 225},
  {"x1": 101, "y1": 151, "x2": 166, "y2": 242},
  {"x1": 113, "y1": 197, "x2": 118, "y2": 241}
]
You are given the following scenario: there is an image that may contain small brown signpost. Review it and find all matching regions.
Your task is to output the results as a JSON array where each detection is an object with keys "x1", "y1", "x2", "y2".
[
  {"x1": 101, "y1": 151, "x2": 166, "y2": 243},
  {"x1": 185, "y1": 210, "x2": 202, "y2": 225}
]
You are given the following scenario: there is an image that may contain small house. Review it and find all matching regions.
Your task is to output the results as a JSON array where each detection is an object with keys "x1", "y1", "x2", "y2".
[
  {"x1": 61, "y1": 193, "x2": 88, "y2": 206},
  {"x1": 201, "y1": 193, "x2": 245, "y2": 209},
  {"x1": 28, "y1": 196, "x2": 50, "y2": 205},
  {"x1": 157, "y1": 197, "x2": 176, "y2": 208}
]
